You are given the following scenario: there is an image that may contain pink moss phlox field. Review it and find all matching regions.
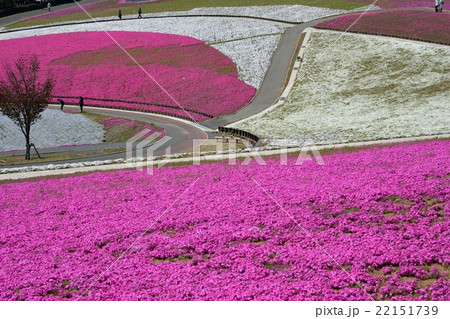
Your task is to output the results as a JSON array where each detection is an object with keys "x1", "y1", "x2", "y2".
[
  {"x1": 351, "y1": 0, "x2": 449, "y2": 9},
  {"x1": 23, "y1": 0, "x2": 162, "y2": 22},
  {"x1": 0, "y1": 32, "x2": 255, "y2": 120},
  {"x1": 19, "y1": 0, "x2": 450, "y2": 23},
  {"x1": 0, "y1": 140, "x2": 449, "y2": 300},
  {"x1": 24, "y1": 0, "x2": 163, "y2": 22},
  {"x1": 102, "y1": 117, "x2": 136, "y2": 131},
  {"x1": 101, "y1": 117, "x2": 165, "y2": 139},
  {"x1": 315, "y1": 10, "x2": 450, "y2": 44}
]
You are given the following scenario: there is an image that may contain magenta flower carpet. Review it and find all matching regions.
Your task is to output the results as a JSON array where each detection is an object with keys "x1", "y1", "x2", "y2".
[
  {"x1": 101, "y1": 116, "x2": 165, "y2": 140},
  {"x1": 315, "y1": 10, "x2": 450, "y2": 44},
  {"x1": 0, "y1": 140, "x2": 448, "y2": 300},
  {"x1": 352, "y1": 0, "x2": 449, "y2": 9},
  {"x1": 0, "y1": 32, "x2": 255, "y2": 121},
  {"x1": 23, "y1": 0, "x2": 164, "y2": 22}
]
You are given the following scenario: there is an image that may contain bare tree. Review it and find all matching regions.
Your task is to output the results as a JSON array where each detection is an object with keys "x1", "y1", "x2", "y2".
[{"x1": 0, "y1": 55, "x2": 54, "y2": 160}]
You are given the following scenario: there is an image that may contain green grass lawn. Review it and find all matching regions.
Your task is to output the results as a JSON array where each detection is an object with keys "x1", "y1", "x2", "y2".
[
  {"x1": 7, "y1": 0, "x2": 366, "y2": 29},
  {"x1": 0, "y1": 147, "x2": 125, "y2": 167}
]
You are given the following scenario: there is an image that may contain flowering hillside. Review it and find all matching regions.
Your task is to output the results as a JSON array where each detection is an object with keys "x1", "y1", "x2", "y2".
[
  {"x1": 233, "y1": 32, "x2": 450, "y2": 147},
  {"x1": 315, "y1": 10, "x2": 450, "y2": 44},
  {"x1": 350, "y1": 0, "x2": 449, "y2": 9},
  {"x1": 22, "y1": 3, "x2": 361, "y2": 23},
  {"x1": 0, "y1": 31, "x2": 255, "y2": 121},
  {"x1": 0, "y1": 140, "x2": 448, "y2": 300},
  {"x1": 8, "y1": 1, "x2": 368, "y2": 29},
  {"x1": 0, "y1": 18, "x2": 287, "y2": 90}
]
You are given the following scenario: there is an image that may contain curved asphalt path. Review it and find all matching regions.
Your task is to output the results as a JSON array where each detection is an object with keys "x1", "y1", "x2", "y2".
[
  {"x1": 0, "y1": 9, "x2": 395, "y2": 167},
  {"x1": 0, "y1": 11, "x2": 353, "y2": 129},
  {"x1": 0, "y1": 8, "x2": 382, "y2": 131},
  {"x1": 1, "y1": 105, "x2": 208, "y2": 168},
  {"x1": 202, "y1": 14, "x2": 365, "y2": 128},
  {"x1": 201, "y1": 7, "x2": 450, "y2": 128}
]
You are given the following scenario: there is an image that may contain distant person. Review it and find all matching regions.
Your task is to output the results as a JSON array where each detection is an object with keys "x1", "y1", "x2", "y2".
[
  {"x1": 57, "y1": 98, "x2": 64, "y2": 111},
  {"x1": 118, "y1": 10, "x2": 122, "y2": 20},
  {"x1": 40, "y1": 0, "x2": 43, "y2": 9},
  {"x1": 79, "y1": 97, "x2": 84, "y2": 112},
  {"x1": 439, "y1": 0, "x2": 445, "y2": 11},
  {"x1": 138, "y1": 8, "x2": 142, "y2": 19},
  {"x1": 47, "y1": 2, "x2": 51, "y2": 12},
  {"x1": 435, "y1": 0, "x2": 440, "y2": 11}
]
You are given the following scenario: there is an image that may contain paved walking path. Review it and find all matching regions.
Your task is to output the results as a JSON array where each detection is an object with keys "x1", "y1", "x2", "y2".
[
  {"x1": 201, "y1": 16, "x2": 353, "y2": 128},
  {"x1": 0, "y1": 105, "x2": 209, "y2": 168},
  {"x1": 203, "y1": 13, "x2": 450, "y2": 128},
  {"x1": 2, "y1": 7, "x2": 448, "y2": 173}
]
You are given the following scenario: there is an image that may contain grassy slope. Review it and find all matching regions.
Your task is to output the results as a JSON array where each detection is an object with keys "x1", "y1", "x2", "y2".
[
  {"x1": 0, "y1": 148, "x2": 125, "y2": 166},
  {"x1": 233, "y1": 31, "x2": 450, "y2": 142},
  {"x1": 82, "y1": 112, "x2": 163, "y2": 143},
  {"x1": 7, "y1": 0, "x2": 365, "y2": 29}
]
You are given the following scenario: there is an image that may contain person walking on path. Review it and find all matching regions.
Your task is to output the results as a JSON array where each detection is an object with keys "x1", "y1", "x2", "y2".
[
  {"x1": 47, "y1": 2, "x2": 51, "y2": 12},
  {"x1": 118, "y1": 10, "x2": 122, "y2": 20},
  {"x1": 57, "y1": 98, "x2": 64, "y2": 111},
  {"x1": 79, "y1": 97, "x2": 84, "y2": 112},
  {"x1": 138, "y1": 8, "x2": 142, "y2": 19},
  {"x1": 439, "y1": 0, "x2": 445, "y2": 12},
  {"x1": 435, "y1": 0, "x2": 440, "y2": 11}
]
